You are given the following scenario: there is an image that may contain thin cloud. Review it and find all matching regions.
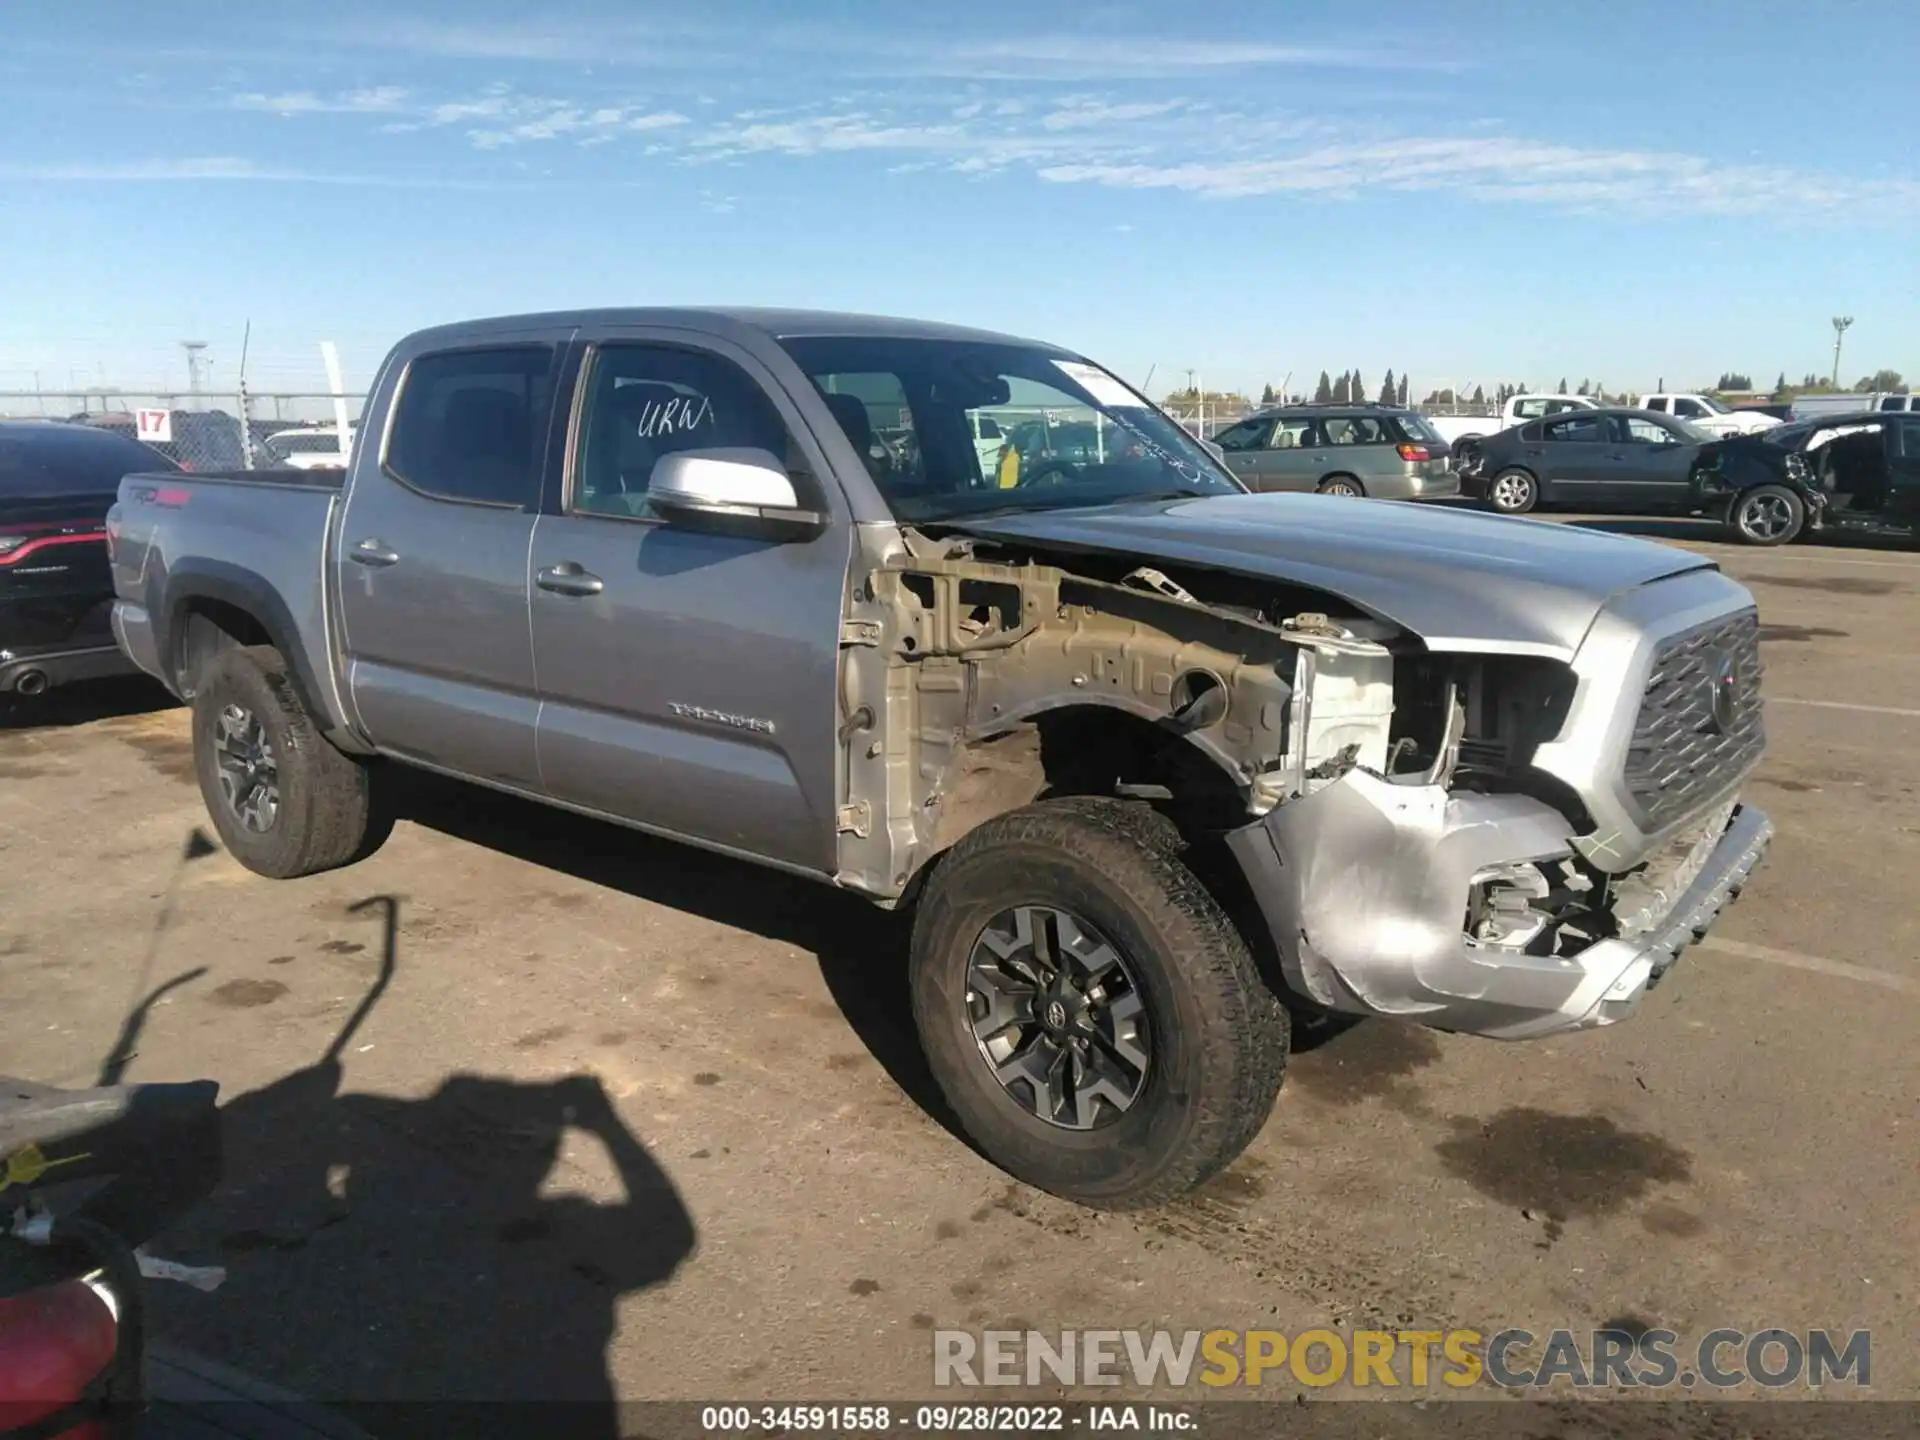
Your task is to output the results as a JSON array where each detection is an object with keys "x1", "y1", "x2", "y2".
[
  {"x1": 915, "y1": 35, "x2": 1464, "y2": 80},
  {"x1": 0, "y1": 156, "x2": 511, "y2": 189},
  {"x1": 326, "y1": 16, "x2": 1463, "y2": 80},
  {"x1": 177, "y1": 66, "x2": 1914, "y2": 222},
  {"x1": 1032, "y1": 136, "x2": 1920, "y2": 214},
  {"x1": 230, "y1": 86, "x2": 409, "y2": 116}
]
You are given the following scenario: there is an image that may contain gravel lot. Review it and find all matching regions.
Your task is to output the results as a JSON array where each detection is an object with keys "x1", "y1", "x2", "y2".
[{"x1": 2, "y1": 515, "x2": 1914, "y2": 1420}]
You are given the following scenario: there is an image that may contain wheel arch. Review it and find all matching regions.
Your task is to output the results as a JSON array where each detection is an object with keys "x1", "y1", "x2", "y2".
[
  {"x1": 1490, "y1": 463, "x2": 1544, "y2": 504},
  {"x1": 904, "y1": 701, "x2": 1252, "y2": 892},
  {"x1": 156, "y1": 560, "x2": 359, "y2": 748}
]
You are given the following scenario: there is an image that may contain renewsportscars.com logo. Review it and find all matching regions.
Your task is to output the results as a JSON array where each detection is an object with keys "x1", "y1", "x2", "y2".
[{"x1": 933, "y1": 1327, "x2": 1872, "y2": 1391}]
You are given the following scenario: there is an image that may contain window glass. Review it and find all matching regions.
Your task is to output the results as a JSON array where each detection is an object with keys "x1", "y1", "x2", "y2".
[
  {"x1": 1271, "y1": 417, "x2": 1316, "y2": 449},
  {"x1": 0, "y1": 429, "x2": 177, "y2": 497},
  {"x1": 1543, "y1": 415, "x2": 1605, "y2": 443},
  {"x1": 1898, "y1": 417, "x2": 1920, "y2": 456},
  {"x1": 572, "y1": 344, "x2": 792, "y2": 518},
  {"x1": 1391, "y1": 413, "x2": 1441, "y2": 444},
  {"x1": 386, "y1": 346, "x2": 554, "y2": 506},
  {"x1": 1624, "y1": 417, "x2": 1679, "y2": 445},
  {"x1": 1673, "y1": 398, "x2": 1706, "y2": 419},
  {"x1": 1514, "y1": 398, "x2": 1549, "y2": 419},
  {"x1": 780, "y1": 336, "x2": 1236, "y2": 521},
  {"x1": 1213, "y1": 418, "x2": 1274, "y2": 452},
  {"x1": 1645, "y1": 397, "x2": 1669, "y2": 413},
  {"x1": 1879, "y1": 396, "x2": 1907, "y2": 412},
  {"x1": 1322, "y1": 416, "x2": 1389, "y2": 445}
]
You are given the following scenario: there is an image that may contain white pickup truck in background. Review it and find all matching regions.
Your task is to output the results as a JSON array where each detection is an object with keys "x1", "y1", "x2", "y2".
[
  {"x1": 1634, "y1": 393, "x2": 1780, "y2": 436},
  {"x1": 1421, "y1": 393, "x2": 1599, "y2": 450},
  {"x1": 258, "y1": 425, "x2": 355, "y2": 470}
]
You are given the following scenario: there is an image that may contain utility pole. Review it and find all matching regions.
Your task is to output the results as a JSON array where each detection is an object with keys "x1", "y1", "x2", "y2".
[
  {"x1": 1830, "y1": 316, "x2": 1853, "y2": 389},
  {"x1": 181, "y1": 340, "x2": 209, "y2": 407}
]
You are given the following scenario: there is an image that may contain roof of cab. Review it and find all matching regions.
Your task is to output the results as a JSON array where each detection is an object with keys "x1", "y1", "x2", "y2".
[{"x1": 400, "y1": 307, "x2": 1058, "y2": 352}]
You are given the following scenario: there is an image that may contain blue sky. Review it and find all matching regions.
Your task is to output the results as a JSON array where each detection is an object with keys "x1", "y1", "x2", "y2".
[{"x1": 2, "y1": 0, "x2": 1915, "y2": 400}]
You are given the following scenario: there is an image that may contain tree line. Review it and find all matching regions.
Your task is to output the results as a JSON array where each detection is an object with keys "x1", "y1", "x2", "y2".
[{"x1": 1165, "y1": 367, "x2": 1909, "y2": 415}]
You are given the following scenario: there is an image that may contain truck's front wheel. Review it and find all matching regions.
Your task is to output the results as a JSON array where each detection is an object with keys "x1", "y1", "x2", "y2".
[
  {"x1": 910, "y1": 799, "x2": 1288, "y2": 1209},
  {"x1": 192, "y1": 645, "x2": 386, "y2": 878}
]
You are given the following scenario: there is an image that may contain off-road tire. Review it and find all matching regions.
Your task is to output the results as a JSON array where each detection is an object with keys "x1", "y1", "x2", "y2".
[
  {"x1": 192, "y1": 645, "x2": 386, "y2": 878},
  {"x1": 910, "y1": 797, "x2": 1289, "y2": 1209}
]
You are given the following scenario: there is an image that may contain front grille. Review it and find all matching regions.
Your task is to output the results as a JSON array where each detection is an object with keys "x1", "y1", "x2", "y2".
[{"x1": 1623, "y1": 609, "x2": 1766, "y2": 832}]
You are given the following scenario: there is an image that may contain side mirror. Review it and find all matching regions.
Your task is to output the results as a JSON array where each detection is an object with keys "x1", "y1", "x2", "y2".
[
  {"x1": 1200, "y1": 439, "x2": 1226, "y2": 462},
  {"x1": 648, "y1": 448, "x2": 827, "y2": 540}
]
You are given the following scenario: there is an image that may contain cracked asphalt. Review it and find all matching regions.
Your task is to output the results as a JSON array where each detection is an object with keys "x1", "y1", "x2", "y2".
[{"x1": 1, "y1": 513, "x2": 1914, "y2": 1425}]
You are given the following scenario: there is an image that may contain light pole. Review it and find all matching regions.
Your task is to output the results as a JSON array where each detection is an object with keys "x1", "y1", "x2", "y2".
[
  {"x1": 182, "y1": 341, "x2": 209, "y2": 407},
  {"x1": 1830, "y1": 317, "x2": 1853, "y2": 389}
]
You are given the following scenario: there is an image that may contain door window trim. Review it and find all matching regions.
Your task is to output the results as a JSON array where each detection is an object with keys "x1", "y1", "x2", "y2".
[{"x1": 378, "y1": 341, "x2": 559, "y2": 511}]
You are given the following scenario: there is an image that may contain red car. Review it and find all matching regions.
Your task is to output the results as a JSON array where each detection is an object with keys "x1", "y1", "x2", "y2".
[{"x1": 1, "y1": 422, "x2": 176, "y2": 695}]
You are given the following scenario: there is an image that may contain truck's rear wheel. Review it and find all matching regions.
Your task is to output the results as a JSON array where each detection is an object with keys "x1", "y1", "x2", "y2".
[
  {"x1": 191, "y1": 645, "x2": 386, "y2": 878},
  {"x1": 909, "y1": 798, "x2": 1288, "y2": 1209}
]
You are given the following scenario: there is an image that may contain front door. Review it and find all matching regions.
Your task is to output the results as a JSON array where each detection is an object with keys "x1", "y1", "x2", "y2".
[
  {"x1": 528, "y1": 333, "x2": 852, "y2": 873},
  {"x1": 1889, "y1": 417, "x2": 1920, "y2": 530},
  {"x1": 1212, "y1": 416, "x2": 1275, "y2": 490},
  {"x1": 334, "y1": 338, "x2": 566, "y2": 789},
  {"x1": 1601, "y1": 414, "x2": 1698, "y2": 508}
]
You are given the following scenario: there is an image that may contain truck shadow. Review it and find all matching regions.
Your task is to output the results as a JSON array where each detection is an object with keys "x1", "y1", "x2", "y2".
[
  {"x1": 149, "y1": 893, "x2": 696, "y2": 1438},
  {"x1": 385, "y1": 770, "x2": 965, "y2": 1143}
]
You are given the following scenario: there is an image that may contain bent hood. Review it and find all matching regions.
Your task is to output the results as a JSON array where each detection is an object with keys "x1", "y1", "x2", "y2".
[{"x1": 942, "y1": 492, "x2": 1718, "y2": 659}]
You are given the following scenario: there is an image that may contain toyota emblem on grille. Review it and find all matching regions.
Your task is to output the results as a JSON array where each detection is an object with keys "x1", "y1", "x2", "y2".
[{"x1": 1704, "y1": 647, "x2": 1739, "y2": 734}]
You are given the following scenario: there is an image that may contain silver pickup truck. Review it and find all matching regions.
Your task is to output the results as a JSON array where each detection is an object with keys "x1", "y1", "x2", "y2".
[{"x1": 106, "y1": 309, "x2": 1772, "y2": 1209}]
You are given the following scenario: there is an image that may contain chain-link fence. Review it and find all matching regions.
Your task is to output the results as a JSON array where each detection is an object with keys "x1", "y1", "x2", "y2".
[{"x1": 0, "y1": 391, "x2": 367, "y2": 472}]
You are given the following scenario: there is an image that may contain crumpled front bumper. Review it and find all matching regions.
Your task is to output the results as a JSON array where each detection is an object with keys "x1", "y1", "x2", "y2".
[{"x1": 1226, "y1": 769, "x2": 1772, "y2": 1041}]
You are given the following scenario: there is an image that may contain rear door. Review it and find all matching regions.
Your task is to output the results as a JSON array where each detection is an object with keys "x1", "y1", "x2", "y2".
[
  {"x1": 334, "y1": 334, "x2": 568, "y2": 789},
  {"x1": 1321, "y1": 413, "x2": 1397, "y2": 489},
  {"x1": 1533, "y1": 411, "x2": 1614, "y2": 502},
  {"x1": 1602, "y1": 414, "x2": 1698, "y2": 508},
  {"x1": 526, "y1": 328, "x2": 852, "y2": 873}
]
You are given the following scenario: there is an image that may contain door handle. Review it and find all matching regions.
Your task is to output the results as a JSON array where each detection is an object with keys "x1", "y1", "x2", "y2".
[
  {"x1": 537, "y1": 562, "x2": 605, "y2": 597},
  {"x1": 349, "y1": 539, "x2": 400, "y2": 567}
]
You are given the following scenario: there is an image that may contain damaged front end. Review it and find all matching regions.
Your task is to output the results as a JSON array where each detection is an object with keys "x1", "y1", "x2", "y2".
[{"x1": 838, "y1": 529, "x2": 1770, "y2": 1042}]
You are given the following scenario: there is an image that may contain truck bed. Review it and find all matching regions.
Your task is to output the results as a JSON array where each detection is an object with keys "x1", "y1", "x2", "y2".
[{"x1": 108, "y1": 467, "x2": 349, "y2": 728}]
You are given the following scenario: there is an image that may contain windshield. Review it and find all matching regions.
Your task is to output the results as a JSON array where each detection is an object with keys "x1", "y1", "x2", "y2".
[
  {"x1": 1695, "y1": 394, "x2": 1733, "y2": 414},
  {"x1": 267, "y1": 432, "x2": 348, "y2": 457},
  {"x1": 1764, "y1": 422, "x2": 1819, "y2": 448},
  {"x1": 777, "y1": 336, "x2": 1241, "y2": 523}
]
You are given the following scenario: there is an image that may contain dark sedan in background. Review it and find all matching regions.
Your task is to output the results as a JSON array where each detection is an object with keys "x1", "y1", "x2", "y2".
[
  {"x1": 1, "y1": 422, "x2": 177, "y2": 695},
  {"x1": 1461, "y1": 407, "x2": 1710, "y2": 515}
]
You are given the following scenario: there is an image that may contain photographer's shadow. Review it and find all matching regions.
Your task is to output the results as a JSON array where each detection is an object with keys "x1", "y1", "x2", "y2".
[{"x1": 153, "y1": 896, "x2": 694, "y2": 1439}]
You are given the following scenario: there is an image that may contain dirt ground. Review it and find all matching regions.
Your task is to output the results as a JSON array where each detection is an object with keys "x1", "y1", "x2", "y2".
[{"x1": 2, "y1": 514, "x2": 1915, "y2": 1420}]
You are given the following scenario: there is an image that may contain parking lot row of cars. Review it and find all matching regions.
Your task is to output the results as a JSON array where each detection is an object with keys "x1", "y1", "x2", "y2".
[{"x1": 1195, "y1": 394, "x2": 1920, "y2": 548}]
